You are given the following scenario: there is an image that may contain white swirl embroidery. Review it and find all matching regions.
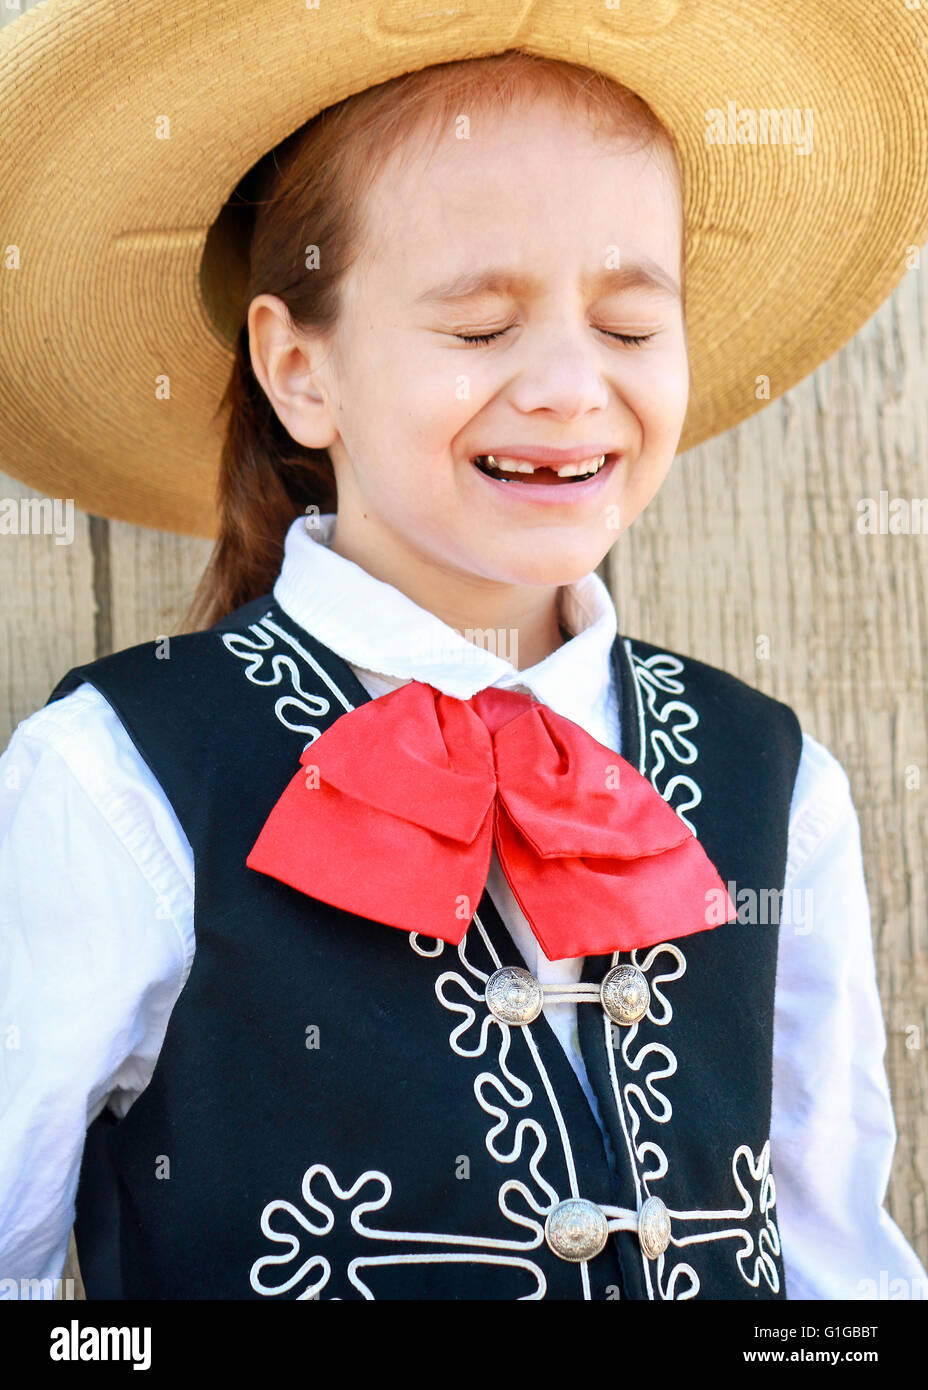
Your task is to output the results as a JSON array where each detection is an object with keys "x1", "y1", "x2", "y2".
[
  {"x1": 250, "y1": 1164, "x2": 546, "y2": 1300},
  {"x1": 628, "y1": 650, "x2": 702, "y2": 834},
  {"x1": 663, "y1": 1141, "x2": 781, "y2": 1294},
  {"x1": 600, "y1": 640, "x2": 784, "y2": 1300},
  {"x1": 221, "y1": 611, "x2": 354, "y2": 740},
  {"x1": 413, "y1": 915, "x2": 596, "y2": 1299},
  {"x1": 249, "y1": 921, "x2": 559, "y2": 1299}
]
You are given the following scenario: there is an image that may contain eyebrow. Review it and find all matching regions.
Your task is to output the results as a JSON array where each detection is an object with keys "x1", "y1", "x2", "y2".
[{"x1": 414, "y1": 259, "x2": 681, "y2": 306}]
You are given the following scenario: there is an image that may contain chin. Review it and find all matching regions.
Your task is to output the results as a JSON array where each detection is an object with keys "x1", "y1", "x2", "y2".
[{"x1": 485, "y1": 542, "x2": 611, "y2": 589}]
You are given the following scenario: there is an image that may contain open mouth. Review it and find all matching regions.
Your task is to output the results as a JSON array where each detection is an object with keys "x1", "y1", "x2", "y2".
[{"x1": 471, "y1": 453, "x2": 614, "y2": 485}]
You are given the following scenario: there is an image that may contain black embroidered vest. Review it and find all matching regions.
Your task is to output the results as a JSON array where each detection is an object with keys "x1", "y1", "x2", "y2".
[{"x1": 46, "y1": 593, "x2": 802, "y2": 1300}]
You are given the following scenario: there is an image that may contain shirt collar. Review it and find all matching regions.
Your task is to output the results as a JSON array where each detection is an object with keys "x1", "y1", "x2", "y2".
[{"x1": 272, "y1": 513, "x2": 618, "y2": 723}]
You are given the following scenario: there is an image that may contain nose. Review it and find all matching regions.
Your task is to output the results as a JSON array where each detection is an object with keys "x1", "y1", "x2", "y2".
[{"x1": 507, "y1": 324, "x2": 612, "y2": 421}]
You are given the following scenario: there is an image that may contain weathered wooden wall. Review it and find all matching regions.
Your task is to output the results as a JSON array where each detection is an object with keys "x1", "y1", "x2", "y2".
[{"x1": 1, "y1": 0, "x2": 925, "y2": 1305}]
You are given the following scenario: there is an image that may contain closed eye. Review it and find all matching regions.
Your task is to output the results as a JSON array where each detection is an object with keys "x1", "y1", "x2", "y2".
[{"x1": 454, "y1": 327, "x2": 657, "y2": 347}]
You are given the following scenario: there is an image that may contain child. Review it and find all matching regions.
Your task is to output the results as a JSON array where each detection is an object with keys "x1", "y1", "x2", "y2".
[{"x1": 1, "y1": 11, "x2": 927, "y2": 1301}]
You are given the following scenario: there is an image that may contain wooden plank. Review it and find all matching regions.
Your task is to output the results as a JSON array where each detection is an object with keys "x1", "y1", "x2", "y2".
[{"x1": 108, "y1": 520, "x2": 213, "y2": 654}]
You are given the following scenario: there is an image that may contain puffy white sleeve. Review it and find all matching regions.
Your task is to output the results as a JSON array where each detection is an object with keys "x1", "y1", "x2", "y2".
[
  {"x1": 0, "y1": 683, "x2": 194, "y2": 1296},
  {"x1": 771, "y1": 732, "x2": 927, "y2": 1299}
]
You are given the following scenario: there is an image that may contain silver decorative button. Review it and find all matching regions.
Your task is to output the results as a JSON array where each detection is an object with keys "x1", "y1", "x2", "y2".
[
  {"x1": 601, "y1": 965, "x2": 650, "y2": 1025},
  {"x1": 484, "y1": 966, "x2": 543, "y2": 1025},
  {"x1": 638, "y1": 1195, "x2": 672, "y2": 1259},
  {"x1": 544, "y1": 1199, "x2": 609, "y2": 1262}
]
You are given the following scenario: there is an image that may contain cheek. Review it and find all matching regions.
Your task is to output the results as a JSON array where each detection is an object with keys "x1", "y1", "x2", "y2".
[
  {"x1": 636, "y1": 359, "x2": 689, "y2": 439},
  {"x1": 399, "y1": 386, "x2": 477, "y2": 471}
]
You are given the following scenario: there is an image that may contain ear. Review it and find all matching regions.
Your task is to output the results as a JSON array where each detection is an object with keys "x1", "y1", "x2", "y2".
[{"x1": 246, "y1": 293, "x2": 339, "y2": 450}]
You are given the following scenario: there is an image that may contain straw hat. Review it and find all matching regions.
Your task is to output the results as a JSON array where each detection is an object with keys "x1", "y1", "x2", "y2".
[{"x1": 1, "y1": 0, "x2": 927, "y2": 539}]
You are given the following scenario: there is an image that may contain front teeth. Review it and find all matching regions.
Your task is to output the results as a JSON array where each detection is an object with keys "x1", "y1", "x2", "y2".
[
  {"x1": 485, "y1": 454, "x2": 607, "y2": 477},
  {"x1": 487, "y1": 456, "x2": 536, "y2": 473},
  {"x1": 553, "y1": 456, "x2": 607, "y2": 478}
]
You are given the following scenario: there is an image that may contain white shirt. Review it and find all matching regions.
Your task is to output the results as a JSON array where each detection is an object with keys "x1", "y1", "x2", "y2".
[{"x1": 0, "y1": 512, "x2": 924, "y2": 1300}]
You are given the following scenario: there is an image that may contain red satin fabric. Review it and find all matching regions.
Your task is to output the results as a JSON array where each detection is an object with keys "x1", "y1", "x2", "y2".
[{"x1": 246, "y1": 681, "x2": 736, "y2": 961}]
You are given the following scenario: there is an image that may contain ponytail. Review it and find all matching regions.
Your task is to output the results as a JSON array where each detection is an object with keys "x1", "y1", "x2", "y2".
[{"x1": 180, "y1": 325, "x2": 335, "y2": 631}]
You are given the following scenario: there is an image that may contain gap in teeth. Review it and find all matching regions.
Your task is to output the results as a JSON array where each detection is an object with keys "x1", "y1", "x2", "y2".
[{"x1": 480, "y1": 453, "x2": 607, "y2": 478}]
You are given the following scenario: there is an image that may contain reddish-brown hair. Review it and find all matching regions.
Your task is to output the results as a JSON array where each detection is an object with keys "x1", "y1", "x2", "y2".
[{"x1": 181, "y1": 49, "x2": 685, "y2": 632}]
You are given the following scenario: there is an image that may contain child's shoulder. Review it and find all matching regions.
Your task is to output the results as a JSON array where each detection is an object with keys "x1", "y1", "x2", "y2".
[
  {"x1": 621, "y1": 631, "x2": 862, "y2": 839},
  {"x1": 4, "y1": 678, "x2": 123, "y2": 775}
]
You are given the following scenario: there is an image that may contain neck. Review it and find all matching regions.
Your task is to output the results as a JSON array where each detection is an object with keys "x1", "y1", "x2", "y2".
[{"x1": 329, "y1": 522, "x2": 568, "y2": 671}]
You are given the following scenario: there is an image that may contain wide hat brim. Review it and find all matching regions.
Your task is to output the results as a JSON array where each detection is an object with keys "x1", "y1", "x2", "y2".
[{"x1": 1, "y1": 0, "x2": 927, "y2": 539}]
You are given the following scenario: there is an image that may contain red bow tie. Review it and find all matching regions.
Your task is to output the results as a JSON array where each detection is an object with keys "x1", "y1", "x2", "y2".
[{"x1": 246, "y1": 681, "x2": 736, "y2": 961}]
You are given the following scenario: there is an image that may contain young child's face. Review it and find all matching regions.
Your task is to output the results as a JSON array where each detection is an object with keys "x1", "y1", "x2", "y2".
[{"x1": 309, "y1": 93, "x2": 688, "y2": 590}]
